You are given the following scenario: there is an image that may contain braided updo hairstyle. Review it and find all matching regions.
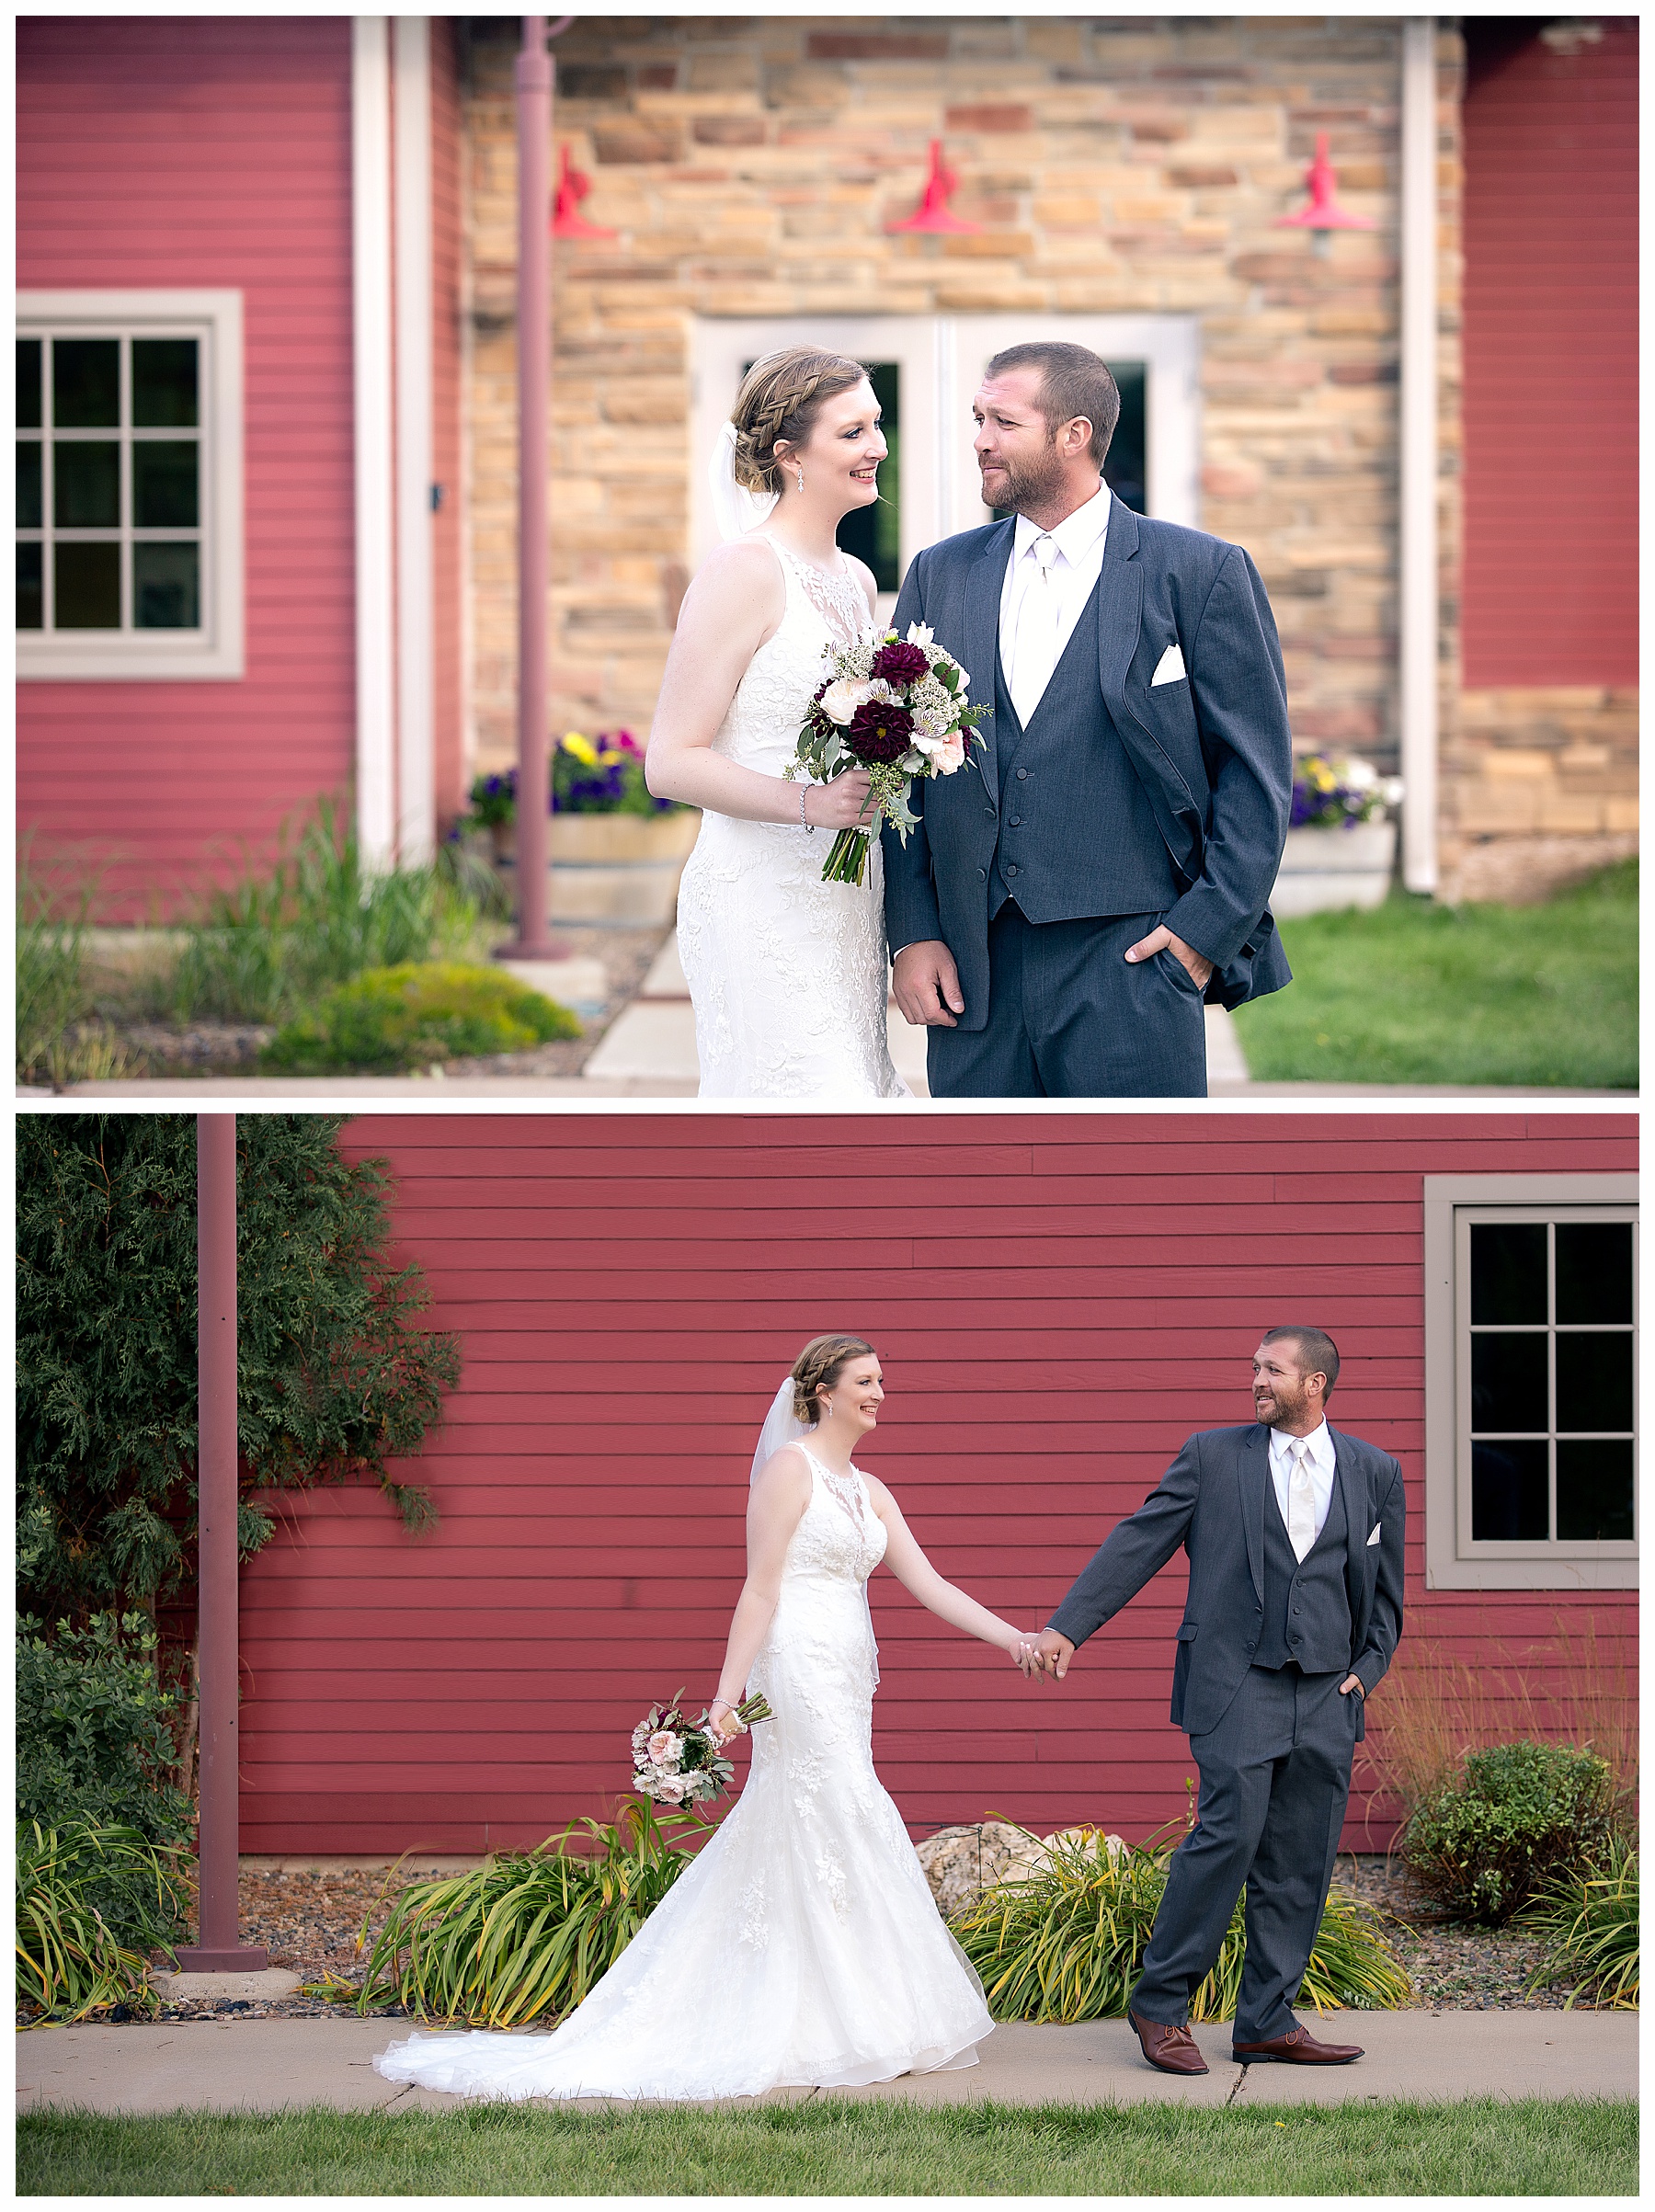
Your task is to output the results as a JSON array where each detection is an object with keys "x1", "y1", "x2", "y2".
[
  {"x1": 730, "y1": 347, "x2": 870, "y2": 496},
  {"x1": 790, "y1": 1334, "x2": 879, "y2": 1426}
]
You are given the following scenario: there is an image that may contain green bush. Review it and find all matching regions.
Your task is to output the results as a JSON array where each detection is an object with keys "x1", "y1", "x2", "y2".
[
  {"x1": 1520, "y1": 1831, "x2": 1638, "y2": 2008},
  {"x1": 17, "y1": 1819, "x2": 191, "y2": 2024},
  {"x1": 952, "y1": 1826, "x2": 1413, "y2": 2024},
  {"x1": 1399, "y1": 1739, "x2": 1618, "y2": 1926},
  {"x1": 17, "y1": 1613, "x2": 192, "y2": 1847},
  {"x1": 356, "y1": 1797, "x2": 706, "y2": 2027},
  {"x1": 162, "y1": 796, "x2": 483, "y2": 1025},
  {"x1": 261, "y1": 962, "x2": 579, "y2": 1074}
]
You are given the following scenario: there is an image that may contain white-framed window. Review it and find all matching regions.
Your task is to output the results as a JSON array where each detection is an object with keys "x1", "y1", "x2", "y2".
[
  {"x1": 691, "y1": 314, "x2": 1200, "y2": 623},
  {"x1": 1423, "y1": 1175, "x2": 1638, "y2": 1589},
  {"x1": 17, "y1": 290, "x2": 244, "y2": 679}
]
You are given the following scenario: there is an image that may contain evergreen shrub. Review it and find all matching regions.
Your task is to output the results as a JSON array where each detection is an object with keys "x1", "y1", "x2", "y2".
[
  {"x1": 262, "y1": 962, "x2": 579, "y2": 1073},
  {"x1": 1399, "y1": 1739, "x2": 1618, "y2": 1925},
  {"x1": 17, "y1": 1613, "x2": 191, "y2": 1846}
]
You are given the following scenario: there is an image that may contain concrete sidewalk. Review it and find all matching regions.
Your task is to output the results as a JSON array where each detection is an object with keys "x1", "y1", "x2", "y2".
[{"x1": 17, "y1": 2010, "x2": 1636, "y2": 2117}]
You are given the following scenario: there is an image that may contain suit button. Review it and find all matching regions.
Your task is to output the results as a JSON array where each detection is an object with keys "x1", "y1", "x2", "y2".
[
  {"x1": 1015, "y1": 767, "x2": 1028, "y2": 781},
  {"x1": 1009, "y1": 815, "x2": 1022, "y2": 826},
  {"x1": 983, "y1": 805, "x2": 995, "y2": 818},
  {"x1": 1005, "y1": 863, "x2": 1019, "y2": 877},
  {"x1": 977, "y1": 867, "x2": 987, "y2": 879}
]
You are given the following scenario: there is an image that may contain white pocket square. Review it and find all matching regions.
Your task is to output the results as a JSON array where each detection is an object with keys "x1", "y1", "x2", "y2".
[
  {"x1": 1366, "y1": 1522, "x2": 1382, "y2": 1546},
  {"x1": 1150, "y1": 642, "x2": 1186, "y2": 686}
]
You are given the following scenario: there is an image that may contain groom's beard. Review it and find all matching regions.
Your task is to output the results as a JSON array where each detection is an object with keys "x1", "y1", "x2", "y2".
[{"x1": 981, "y1": 436, "x2": 1067, "y2": 517}]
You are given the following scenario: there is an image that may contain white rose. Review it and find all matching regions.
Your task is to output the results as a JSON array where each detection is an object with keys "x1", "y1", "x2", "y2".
[
  {"x1": 647, "y1": 1728, "x2": 682, "y2": 1768},
  {"x1": 819, "y1": 678, "x2": 873, "y2": 725}
]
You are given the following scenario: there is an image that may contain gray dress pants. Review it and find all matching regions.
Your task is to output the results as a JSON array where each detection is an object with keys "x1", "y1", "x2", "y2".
[{"x1": 1129, "y1": 1664, "x2": 1360, "y2": 2044}]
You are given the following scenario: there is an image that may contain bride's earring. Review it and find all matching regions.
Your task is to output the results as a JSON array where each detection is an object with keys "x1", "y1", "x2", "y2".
[{"x1": 795, "y1": 464, "x2": 805, "y2": 493}]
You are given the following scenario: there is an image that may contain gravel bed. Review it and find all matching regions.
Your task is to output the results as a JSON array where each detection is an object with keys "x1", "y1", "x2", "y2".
[
  {"x1": 1331, "y1": 1853, "x2": 1581, "y2": 2012},
  {"x1": 23, "y1": 1851, "x2": 1598, "y2": 2028}
]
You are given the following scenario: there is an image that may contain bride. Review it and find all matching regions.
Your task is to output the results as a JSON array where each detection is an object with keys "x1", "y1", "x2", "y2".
[
  {"x1": 646, "y1": 347, "x2": 907, "y2": 1100},
  {"x1": 374, "y1": 1334, "x2": 1040, "y2": 2101}
]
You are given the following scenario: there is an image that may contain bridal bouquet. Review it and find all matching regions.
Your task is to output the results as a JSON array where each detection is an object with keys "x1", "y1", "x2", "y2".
[
  {"x1": 630, "y1": 1689, "x2": 773, "y2": 1808},
  {"x1": 787, "y1": 624, "x2": 988, "y2": 886}
]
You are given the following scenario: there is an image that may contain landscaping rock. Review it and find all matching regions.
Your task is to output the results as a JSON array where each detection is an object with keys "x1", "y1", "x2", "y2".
[{"x1": 915, "y1": 1823, "x2": 1127, "y2": 1919}]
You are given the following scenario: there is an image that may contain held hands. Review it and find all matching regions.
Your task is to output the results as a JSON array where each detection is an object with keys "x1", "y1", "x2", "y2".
[
  {"x1": 1124, "y1": 925, "x2": 1214, "y2": 992},
  {"x1": 1032, "y1": 1629, "x2": 1075, "y2": 1682},
  {"x1": 893, "y1": 941, "x2": 965, "y2": 1027},
  {"x1": 1005, "y1": 1632, "x2": 1048, "y2": 1678},
  {"x1": 805, "y1": 768, "x2": 877, "y2": 831}
]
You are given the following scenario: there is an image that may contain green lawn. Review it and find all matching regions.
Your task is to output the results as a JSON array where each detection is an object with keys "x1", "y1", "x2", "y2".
[
  {"x1": 17, "y1": 2096, "x2": 1638, "y2": 2196},
  {"x1": 1231, "y1": 861, "x2": 1637, "y2": 1088}
]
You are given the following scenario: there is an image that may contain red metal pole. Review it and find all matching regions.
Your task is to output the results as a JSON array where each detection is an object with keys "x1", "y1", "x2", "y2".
[
  {"x1": 175, "y1": 1115, "x2": 267, "y2": 1973},
  {"x1": 496, "y1": 13, "x2": 566, "y2": 962}
]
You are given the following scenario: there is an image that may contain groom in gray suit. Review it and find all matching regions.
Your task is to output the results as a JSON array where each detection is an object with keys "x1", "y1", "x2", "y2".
[
  {"x1": 884, "y1": 341, "x2": 1293, "y2": 1098},
  {"x1": 1034, "y1": 1327, "x2": 1406, "y2": 2074}
]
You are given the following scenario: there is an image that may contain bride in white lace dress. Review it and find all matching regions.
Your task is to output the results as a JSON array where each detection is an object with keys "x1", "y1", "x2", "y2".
[
  {"x1": 374, "y1": 1334, "x2": 1040, "y2": 2102},
  {"x1": 647, "y1": 348, "x2": 907, "y2": 1099}
]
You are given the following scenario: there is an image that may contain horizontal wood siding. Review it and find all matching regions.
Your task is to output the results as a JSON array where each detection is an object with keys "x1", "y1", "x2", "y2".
[
  {"x1": 17, "y1": 17, "x2": 356, "y2": 917},
  {"x1": 1461, "y1": 21, "x2": 1638, "y2": 686},
  {"x1": 236, "y1": 1113, "x2": 1638, "y2": 1856}
]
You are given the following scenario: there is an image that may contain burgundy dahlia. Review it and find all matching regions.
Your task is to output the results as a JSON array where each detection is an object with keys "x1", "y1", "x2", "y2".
[
  {"x1": 846, "y1": 699, "x2": 915, "y2": 764},
  {"x1": 870, "y1": 639, "x2": 930, "y2": 687}
]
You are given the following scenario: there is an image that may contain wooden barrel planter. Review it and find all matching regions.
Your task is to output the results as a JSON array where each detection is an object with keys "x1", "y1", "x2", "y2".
[{"x1": 485, "y1": 811, "x2": 701, "y2": 924}]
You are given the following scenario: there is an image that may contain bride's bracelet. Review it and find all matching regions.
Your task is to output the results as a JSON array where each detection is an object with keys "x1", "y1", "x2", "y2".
[{"x1": 799, "y1": 784, "x2": 815, "y2": 835}]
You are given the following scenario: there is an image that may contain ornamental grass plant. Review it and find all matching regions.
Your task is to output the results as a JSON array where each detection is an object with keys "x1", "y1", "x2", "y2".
[
  {"x1": 16, "y1": 846, "x2": 129, "y2": 1087},
  {"x1": 159, "y1": 796, "x2": 485, "y2": 1026},
  {"x1": 1519, "y1": 1830, "x2": 1638, "y2": 2008},
  {"x1": 17, "y1": 1819, "x2": 190, "y2": 2024},
  {"x1": 1398, "y1": 1740, "x2": 1618, "y2": 1927},
  {"x1": 952, "y1": 1826, "x2": 1412, "y2": 2024},
  {"x1": 261, "y1": 961, "x2": 578, "y2": 1073},
  {"x1": 355, "y1": 1797, "x2": 707, "y2": 2028}
]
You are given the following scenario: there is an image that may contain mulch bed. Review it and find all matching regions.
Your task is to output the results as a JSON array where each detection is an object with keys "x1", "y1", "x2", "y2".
[
  {"x1": 96, "y1": 922, "x2": 670, "y2": 1081},
  {"x1": 57, "y1": 1851, "x2": 1601, "y2": 2027}
]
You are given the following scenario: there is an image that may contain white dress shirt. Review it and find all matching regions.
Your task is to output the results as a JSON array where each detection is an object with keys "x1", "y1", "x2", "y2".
[
  {"x1": 1267, "y1": 1420, "x2": 1337, "y2": 1555},
  {"x1": 998, "y1": 478, "x2": 1111, "y2": 728}
]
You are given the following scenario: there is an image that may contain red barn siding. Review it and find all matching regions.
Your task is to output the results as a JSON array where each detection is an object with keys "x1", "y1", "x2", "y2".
[
  {"x1": 1461, "y1": 19, "x2": 1638, "y2": 686},
  {"x1": 235, "y1": 1114, "x2": 1638, "y2": 1857},
  {"x1": 17, "y1": 17, "x2": 357, "y2": 918},
  {"x1": 430, "y1": 19, "x2": 466, "y2": 833}
]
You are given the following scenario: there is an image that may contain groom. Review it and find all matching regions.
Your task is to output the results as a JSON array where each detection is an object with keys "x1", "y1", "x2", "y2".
[
  {"x1": 884, "y1": 340, "x2": 1293, "y2": 1097},
  {"x1": 1033, "y1": 1328, "x2": 1405, "y2": 2073}
]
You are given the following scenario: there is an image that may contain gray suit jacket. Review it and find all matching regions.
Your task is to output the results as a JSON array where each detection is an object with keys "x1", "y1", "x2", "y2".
[
  {"x1": 1046, "y1": 1423, "x2": 1406, "y2": 1739},
  {"x1": 882, "y1": 498, "x2": 1294, "y2": 1020}
]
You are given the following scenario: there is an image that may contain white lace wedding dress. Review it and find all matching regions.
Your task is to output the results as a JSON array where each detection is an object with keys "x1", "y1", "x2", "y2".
[
  {"x1": 373, "y1": 1446, "x2": 989, "y2": 2101},
  {"x1": 675, "y1": 535, "x2": 907, "y2": 1100}
]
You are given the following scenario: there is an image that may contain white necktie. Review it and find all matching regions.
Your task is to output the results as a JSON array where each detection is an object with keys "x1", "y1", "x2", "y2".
[
  {"x1": 1010, "y1": 533, "x2": 1063, "y2": 727},
  {"x1": 1286, "y1": 1438, "x2": 1318, "y2": 1562}
]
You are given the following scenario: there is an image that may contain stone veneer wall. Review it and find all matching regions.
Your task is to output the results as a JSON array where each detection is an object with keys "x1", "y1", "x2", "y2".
[
  {"x1": 1439, "y1": 690, "x2": 1638, "y2": 904},
  {"x1": 461, "y1": 17, "x2": 1472, "y2": 860}
]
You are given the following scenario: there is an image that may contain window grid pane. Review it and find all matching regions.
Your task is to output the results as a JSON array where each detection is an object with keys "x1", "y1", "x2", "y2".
[
  {"x1": 1466, "y1": 1211, "x2": 1636, "y2": 1549},
  {"x1": 17, "y1": 328, "x2": 204, "y2": 638}
]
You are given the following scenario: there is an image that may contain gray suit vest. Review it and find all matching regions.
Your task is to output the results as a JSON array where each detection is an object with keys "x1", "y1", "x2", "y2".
[
  {"x1": 1253, "y1": 1466, "x2": 1352, "y2": 1674},
  {"x1": 987, "y1": 578, "x2": 1181, "y2": 922}
]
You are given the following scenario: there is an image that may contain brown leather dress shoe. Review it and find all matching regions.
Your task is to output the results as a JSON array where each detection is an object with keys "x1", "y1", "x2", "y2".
[
  {"x1": 1231, "y1": 2024, "x2": 1364, "y2": 2064},
  {"x1": 1129, "y1": 2010, "x2": 1209, "y2": 2075}
]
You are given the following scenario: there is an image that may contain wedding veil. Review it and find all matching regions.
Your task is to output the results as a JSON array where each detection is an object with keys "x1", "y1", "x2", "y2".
[
  {"x1": 708, "y1": 419, "x2": 780, "y2": 543},
  {"x1": 748, "y1": 1376, "x2": 805, "y2": 1485}
]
